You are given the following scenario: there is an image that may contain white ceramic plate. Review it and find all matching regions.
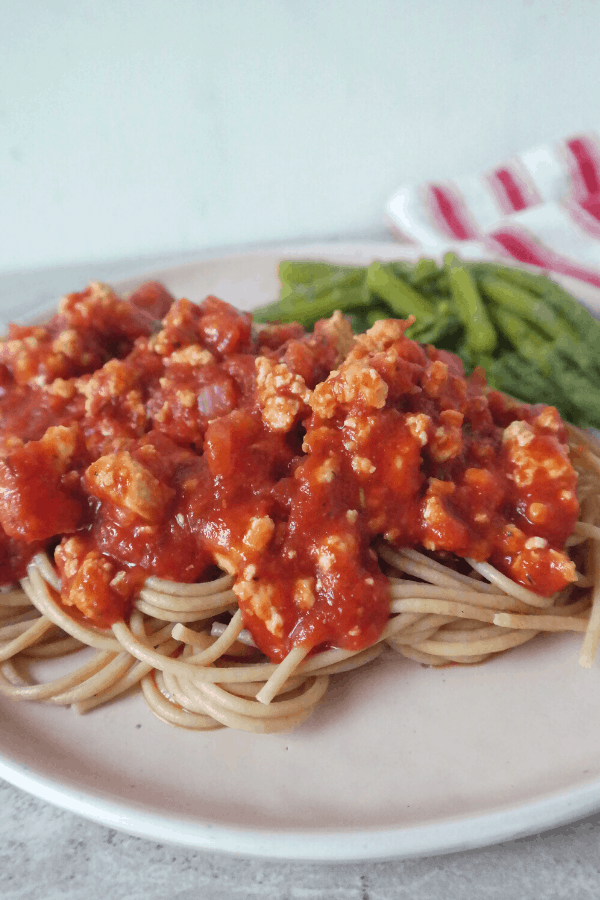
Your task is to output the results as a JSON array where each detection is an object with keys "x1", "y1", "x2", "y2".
[{"x1": 2, "y1": 241, "x2": 600, "y2": 862}]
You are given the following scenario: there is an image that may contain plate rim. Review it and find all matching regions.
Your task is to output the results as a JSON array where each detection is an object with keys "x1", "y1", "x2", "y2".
[{"x1": 2, "y1": 748, "x2": 600, "y2": 861}]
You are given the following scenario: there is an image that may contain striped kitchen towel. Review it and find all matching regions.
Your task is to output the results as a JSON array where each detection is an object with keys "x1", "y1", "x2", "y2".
[{"x1": 385, "y1": 132, "x2": 600, "y2": 288}]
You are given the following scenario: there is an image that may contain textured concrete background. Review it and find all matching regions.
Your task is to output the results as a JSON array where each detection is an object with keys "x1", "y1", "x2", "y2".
[{"x1": 4, "y1": 779, "x2": 600, "y2": 900}]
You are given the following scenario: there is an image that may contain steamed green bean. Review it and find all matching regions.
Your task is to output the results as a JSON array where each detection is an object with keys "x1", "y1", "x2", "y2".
[{"x1": 445, "y1": 254, "x2": 497, "y2": 354}]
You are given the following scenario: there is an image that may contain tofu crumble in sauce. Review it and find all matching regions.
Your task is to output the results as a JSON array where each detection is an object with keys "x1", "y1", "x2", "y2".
[{"x1": 0, "y1": 282, "x2": 579, "y2": 662}]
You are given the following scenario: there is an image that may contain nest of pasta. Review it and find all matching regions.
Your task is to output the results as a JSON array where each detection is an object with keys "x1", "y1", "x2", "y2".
[
  {"x1": 0, "y1": 280, "x2": 599, "y2": 734},
  {"x1": 1, "y1": 429, "x2": 598, "y2": 735}
]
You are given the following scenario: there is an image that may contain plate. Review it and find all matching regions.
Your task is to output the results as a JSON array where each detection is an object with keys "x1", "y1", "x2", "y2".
[{"x1": 2, "y1": 241, "x2": 600, "y2": 862}]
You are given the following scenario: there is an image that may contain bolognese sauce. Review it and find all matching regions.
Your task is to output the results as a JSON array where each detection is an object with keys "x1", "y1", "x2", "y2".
[{"x1": 0, "y1": 282, "x2": 579, "y2": 662}]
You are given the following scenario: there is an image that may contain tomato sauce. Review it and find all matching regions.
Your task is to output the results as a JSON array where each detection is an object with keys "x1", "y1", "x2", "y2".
[{"x1": 0, "y1": 282, "x2": 580, "y2": 661}]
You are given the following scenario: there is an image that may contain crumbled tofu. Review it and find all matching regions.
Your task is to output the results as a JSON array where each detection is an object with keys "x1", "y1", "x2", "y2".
[
  {"x1": 315, "y1": 533, "x2": 356, "y2": 573},
  {"x1": 505, "y1": 427, "x2": 573, "y2": 488},
  {"x1": 52, "y1": 328, "x2": 81, "y2": 360},
  {"x1": 85, "y1": 450, "x2": 170, "y2": 520},
  {"x1": 177, "y1": 389, "x2": 196, "y2": 408},
  {"x1": 81, "y1": 359, "x2": 138, "y2": 415},
  {"x1": 534, "y1": 406, "x2": 562, "y2": 433},
  {"x1": 423, "y1": 494, "x2": 445, "y2": 527},
  {"x1": 61, "y1": 281, "x2": 106, "y2": 309},
  {"x1": 44, "y1": 378, "x2": 77, "y2": 400},
  {"x1": 242, "y1": 516, "x2": 275, "y2": 552},
  {"x1": 317, "y1": 546, "x2": 335, "y2": 572},
  {"x1": 58, "y1": 536, "x2": 88, "y2": 580},
  {"x1": 524, "y1": 536, "x2": 548, "y2": 550},
  {"x1": 345, "y1": 414, "x2": 376, "y2": 441},
  {"x1": 429, "y1": 423, "x2": 462, "y2": 462},
  {"x1": 109, "y1": 570, "x2": 129, "y2": 594},
  {"x1": 314, "y1": 456, "x2": 338, "y2": 484},
  {"x1": 423, "y1": 360, "x2": 448, "y2": 398},
  {"x1": 421, "y1": 479, "x2": 462, "y2": 551},
  {"x1": 39, "y1": 424, "x2": 80, "y2": 474},
  {"x1": 293, "y1": 577, "x2": 316, "y2": 610},
  {"x1": 168, "y1": 345, "x2": 214, "y2": 367},
  {"x1": 255, "y1": 357, "x2": 309, "y2": 432},
  {"x1": 503, "y1": 420, "x2": 534, "y2": 447},
  {"x1": 350, "y1": 318, "x2": 406, "y2": 355},
  {"x1": 154, "y1": 400, "x2": 170, "y2": 424},
  {"x1": 123, "y1": 389, "x2": 146, "y2": 425},
  {"x1": 406, "y1": 413, "x2": 431, "y2": 447},
  {"x1": 351, "y1": 456, "x2": 376, "y2": 475},
  {"x1": 310, "y1": 361, "x2": 387, "y2": 420},
  {"x1": 546, "y1": 549, "x2": 577, "y2": 580},
  {"x1": 233, "y1": 579, "x2": 284, "y2": 637},
  {"x1": 315, "y1": 310, "x2": 355, "y2": 358},
  {"x1": 62, "y1": 548, "x2": 116, "y2": 620}
]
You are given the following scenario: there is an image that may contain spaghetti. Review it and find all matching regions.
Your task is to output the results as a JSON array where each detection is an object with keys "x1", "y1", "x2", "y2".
[
  {"x1": 0, "y1": 280, "x2": 599, "y2": 734},
  {"x1": 0, "y1": 427, "x2": 596, "y2": 733}
]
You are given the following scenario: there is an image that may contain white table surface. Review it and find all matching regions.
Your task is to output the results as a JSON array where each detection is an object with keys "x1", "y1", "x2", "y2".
[{"x1": 2, "y1": 240, "x2": 600, "y2": 900}]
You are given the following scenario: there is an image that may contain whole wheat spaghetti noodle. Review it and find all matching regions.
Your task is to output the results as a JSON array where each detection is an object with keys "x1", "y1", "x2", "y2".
[{"x1": 0, "y1": 428, "x2": 597, "y2": 733}]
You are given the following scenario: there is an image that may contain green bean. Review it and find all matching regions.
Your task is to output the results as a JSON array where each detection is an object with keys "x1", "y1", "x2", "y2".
[
  {"x1": 310, "y1": 268, "x2": 365, "y2": 296},
  {"x1": 488, "y1": 306, "x2": 551, "y2": 373},
  {"x1": 278, "y1": 261, "x2": 359, "y2": 286},
  {"x1": 416, "y1": 317, "x2": 463, "y2": 347},
  {"x1": 477, "y1": 264, "x2": 600, "y2": 354},
  {"x1": 390, "y1": 260, "x2": 418, "y2": 279},
  {"x1": 473, "y1": 263, "x2": 600, "y2": 341},
  {"x1": 540, "y1": 280, "x2": 600, "y2": 340},
  {"x1": 365, "y1": 306, "x2": 391, "y2": 328},
  {"x1": 409, "y1": 258, "x2": 441, "y2": 285},
  {"x1": 280, "y1": 268, "x2": 365, "y2": 303},
  {"x1": 254, "y1": 271, "x2": 367, "y2": 325},
  {"x1": 555, "y1": 369, "x2": 600, "y2": 426},
  {"x1": 477, "y1": 274, "x2": 573, "y2": 342},
  {"x1": 444, "y1": 254, "x2": 497, "y2": 354},
  {"x1": 432, "y1": 271, "x2": 451, "y2": 294},
  {"x1": 469, "y1": 262, "x2": 548, "y2": 296},
  {"x1": 485, "y1": 262, "x2": 600, "y2": 337},
  {"x1": 487, "y1": 354, "x2": 571, "y2": 415},
  {"x1": 552, "y1": 332, "x2": 600, "y2": 378},
  {"x1": 253, "y1": 292, "x2": 354, "y2": 325},
  {"x1": 366, "y1": 262, "x2": 435, "y2": 322},
  {"x1": 344, "y1": 310, "x2": 371, "y2": 333}
]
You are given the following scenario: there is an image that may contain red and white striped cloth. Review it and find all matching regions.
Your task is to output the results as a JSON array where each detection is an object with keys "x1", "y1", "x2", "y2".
[{"x1": 385, "y1": 132, "x2": 600, "y2": 288}]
